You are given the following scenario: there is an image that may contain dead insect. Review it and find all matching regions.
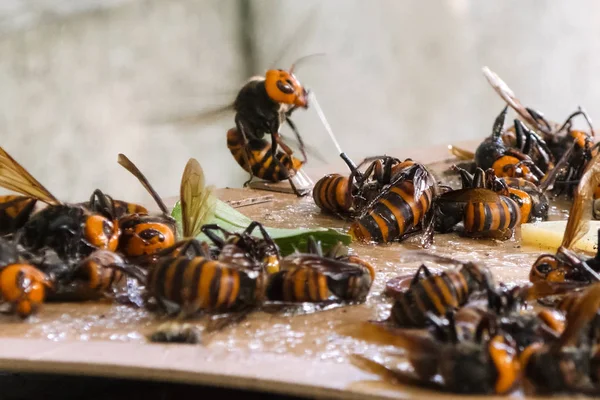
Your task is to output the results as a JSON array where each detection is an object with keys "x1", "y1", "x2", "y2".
[
  {"x1": 124, "y1": 235, "x2": 268, "y2": 318},
  {"x1": 529, "y1": 151, "x2": 600, "y2": 284},
  {"x1": 520, "y1": 283, "x2": 600, "y2": 395},
  {"x1": 451, "y1": 165, "x2": 549, "y2": 224},
  {"x1": 0, "y1": 237, "x2": 53, "y2": 318},
  {"x1": 0, "y1": 147, "x2": 120, "y2": 261},
  {"x1": 543, "y1": 109, "x2": 598, "y2": 198},
  {"x1": 384, "y1": 253, "x2": 494, "y2": 328},
  {"x1": 114, "y1": 159, "x2": 273, "y2": 320},
  {"x1": 482, "y1": 66, "x2": 599, "y2": 199},
  {"x1": 435, "y1": 168, "x2": 521, "y2": 240},
  {"x1": 352, "y1": 311, "x2": 521, "y2": 395},
  {"x1": 266, "y1": 236, "x2": 375, "y2": 305},
  {"x1": 115, "y1": 154, "x2": 177, "y2": 261},
  {"x1": 458, "y1": 280, "x2": 580, "y2": 353},
  {"x1": 349, "y1": 161, "x2": 438, "y2": 246},
  {"x1": 148, "y1": 322, "x2": 202, "y2": 344},
  {"x1": 474, "y1": 106, "x2": 550, "y2": 184},
  {"x1": 312, "y1": 155, "x2": 416, "y2": 219}
]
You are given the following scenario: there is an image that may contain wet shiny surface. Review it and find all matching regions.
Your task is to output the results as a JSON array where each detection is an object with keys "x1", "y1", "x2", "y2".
[{"x1": 0, "y1": 159, "x2": 573, "y2": 371}]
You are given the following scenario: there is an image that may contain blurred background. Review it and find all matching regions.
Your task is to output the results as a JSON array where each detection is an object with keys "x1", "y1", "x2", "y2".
[{"x1": 1, "y1": 0, "x2": 599, "y2": 204}]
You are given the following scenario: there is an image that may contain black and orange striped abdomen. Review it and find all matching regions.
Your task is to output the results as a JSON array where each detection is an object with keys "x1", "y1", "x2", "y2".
[
  {"x1": 227, "y1": 128, "x2": 303, "y2": 182},
  {"x1": 266, "y1": 262, "x2": 373, "y2": 303},
  {"x1": 349, "y1": 181, "x2": 434, "y2": 243},
  {"x1": 148, "y1": 256, "x2": 265, "y2": 315},
  {"x1": 463, "y1": 195, "x2": 520, "y2": 239},
  {"x1": 111, "y1": 200, "x2": 148, "y2": 218},
  {"x1": 390, "y1": 271, "x2": 471, "y2": 327},
  {"x1": 501, "y1": 177, "x2": 548, "y2": 222},
  {"x1": 0, "y1": 195, "x2": 37, "y2": 235},
  {"x1": 267, "y1": 266, "x2": 331, "y2": 302},
  {"x1": 312, "y1": 174, "x2": 352, "y2": 214},
  {"x1": 507, "y1": 187, "x2": 532, "y2": 224}
]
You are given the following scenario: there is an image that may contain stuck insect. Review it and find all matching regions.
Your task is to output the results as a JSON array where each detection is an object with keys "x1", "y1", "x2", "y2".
[
  {"x1": 349, "y1": 161, "x2": 438, "y2": 246},
  {"x1": 115, "y1": 154, "x2": 178, "y2": 261},
  {"x1": 351, "y1": 311, "x2": 521, "y2": 395},
  {"x1": 435, "y1": 167, "x2": 522, "y2": 240},
  {"x1": 266, "y1": 236, "x2": 375, "y2": 305},
  {"x1": 0, "y1": 237, "x2": 53, "y2": 318},
  {"x1": 0, "y1": 147, "x2": 121, "y2": 262},
  {"x1": 529, "y1": 151, "x2": 600, "y2": 284},
  {"x1": 384, "y1": 253, "x2": 494, "y2": 328}
]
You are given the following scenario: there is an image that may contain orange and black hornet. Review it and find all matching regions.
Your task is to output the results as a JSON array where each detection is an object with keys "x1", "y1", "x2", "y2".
[
  {"x1": 266, "y1": 236, "x2": 375, "y2": 305},
  {"x1": 0, "y1": 147, "x2": 120, "y2": 261},
  {"x1": 349, "y1": 161, "x2": 437, "y2": 246}
]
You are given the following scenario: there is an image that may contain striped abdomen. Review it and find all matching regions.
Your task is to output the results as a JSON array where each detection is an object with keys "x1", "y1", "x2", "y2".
[
  {"x1": 463, "y1": 195, "x2": 521, "y2": 239},
  {"x1": 111, "y1": 200, "x2": 148, "y2": 218},
  {"x1": 267, "y1": 266, "x2": 331, "y2": 302},
  {"x1": 312, "y1": 174, "x2": 352, "y2": 214},
  {"x1": 0, "y1": 195, "x2": 37, "y2": 235},
  {"x1": 267, "y1": 256, "x2": 375, "y2": 303},
  {"x1": 390, "y1": 270, "x2": 471, "y2": 327},
  {"x1": 148, "y1": 256, "x2": 265, "y2": 314},
  {"x1": 349, "y1": 181, "x2": 434, "y2": 243},
  {"x1": 507, "y1": 187, "x2": 533, "y2": 224},
  {"x1": 227, "y1": 128, "x2": 302, "y2": 182}
]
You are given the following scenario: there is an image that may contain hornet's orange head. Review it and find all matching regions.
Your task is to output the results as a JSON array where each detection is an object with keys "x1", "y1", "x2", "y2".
[
  {"x1": 265, "y1": 69, "x2": 308, "y2": 108},
  {"x1": 84, "y1": 214, "x2": 120, "y2": 252}
]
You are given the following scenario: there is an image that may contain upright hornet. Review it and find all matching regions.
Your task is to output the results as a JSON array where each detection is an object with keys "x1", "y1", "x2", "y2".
[
  {"x1": 351, "y1": 312, "x2": 521, "y2": 395},
  {"x1": 0, "y1": 195, "x2": 37, "y2": 237},
  {"x1": 115, "y1": 154, "x2": 177, "y2": 262},
  {"x1": 435, "y1": 167, "x2": 522, "y2": 240},
  {"x1": 529, "y1": 151, "x2": 600, "y2": 284},
  {"x1": 115, "y1": 159, "x2": 275, "y2": 317},
  {"x1": 0, "y1": 147, "x2": 120, "y2": 262},
  {"x1": 520, "y1": 283, "x2": 600, "y2": 395},
  {"x1": 166, "y1": 61, "x2": 313, "y2": 195},
  {"x1": 349, "y1": 161, "x2": 437, "y2": 246},
  {"x1": 0, "y1": 237, "x2": 53, "y2": 318},
  {"x1": 383, "y1": 253, "x2": 493, "y2": 328},
  {"x1": 452, "y1": 165, "x2": 549, "y2": 224},
  {"x1": 266, "y1": 236, "x2": 375, "y2": 304}
]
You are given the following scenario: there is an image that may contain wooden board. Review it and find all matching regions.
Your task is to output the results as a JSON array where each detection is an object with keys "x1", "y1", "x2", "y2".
[{"x1": 0, "y1": 142, "x2": 577, "y2": 400}]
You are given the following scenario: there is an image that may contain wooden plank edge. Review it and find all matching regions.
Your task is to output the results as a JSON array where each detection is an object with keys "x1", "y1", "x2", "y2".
[{"x1": 0, "y1": 338, "x2": 408, "y2": 400}]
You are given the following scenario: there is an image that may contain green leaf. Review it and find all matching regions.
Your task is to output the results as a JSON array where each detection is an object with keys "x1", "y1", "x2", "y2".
[{"x1": 171, "y1": 199, "x2": 351, "y2": 256}]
